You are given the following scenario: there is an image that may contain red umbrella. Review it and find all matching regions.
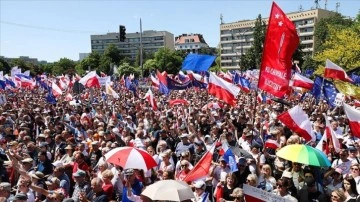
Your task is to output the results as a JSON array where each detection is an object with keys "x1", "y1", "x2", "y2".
[
  {"x1": 104, "y1": 147, "x2": 157, "y2": 170},
  {"x1": 169, "y1": 99, "x2": 189, "y2": 106}
]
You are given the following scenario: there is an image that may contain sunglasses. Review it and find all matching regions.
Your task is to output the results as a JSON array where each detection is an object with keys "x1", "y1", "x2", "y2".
[
  {"x1": 331, "y1": 194, "x2": 339, "y2": 199},
  {"x1": 276, "y1": 184, "x2": 283, "y2": 188},
  {"x1": 181, "y1": 164, "x2": 188, "y2": 167},
  {"x1": 351, "y1": 167, "x2": 359, "y2": 171}
]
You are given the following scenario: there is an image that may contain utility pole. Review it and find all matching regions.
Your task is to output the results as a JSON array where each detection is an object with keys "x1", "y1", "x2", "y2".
[
  {"x1": 336, "y1": 2, "x2": 340, "y2": 12},
  {"x1": 140, "y1": 18, "x2": 144, "y2": 78}
]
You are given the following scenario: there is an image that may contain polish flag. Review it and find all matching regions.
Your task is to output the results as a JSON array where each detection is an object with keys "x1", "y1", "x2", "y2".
[
  {"x1": 277, "y1": 105, "x2": 315, "y2": 142},
  {"x1": 343, "y1": 103, "x2": 360, "y2": 138},
  {"x1": 208, "y1": 72, "x2": 240, "y2": 106},
  {"x1": 58, "y1": 78, "x2": 67, "y2": 90},
  {"x1": 150, "y1": 74, "x2": 159, "y2": 88},
  {"x1": 79, "y1": 71, "x2": 100, "y2": 88},
  {"x1": 264, "y1": 139, "x2": 280, "y2": 150},
  {"x1": 144, "y1": 89, "x2": 157, "y2": 111},
  {"x1": 15, "y1": 76, "x2": 35, "y2": 89},
  {"x1": 51, "y1": 82, "x2": 63, "y2": 97},
  {"x1": 324, "y1": 59, "x2": 353, "y2": 83},
  {"x1": 218, "y1": 71, "x2": 233, "y2": 83},
  {"x1": 183, "y1": 144, "x2": 215, "y2": 182},
  {"x1": 291, "y1": 73, "x2": 314, "y2": 90},
  {"x1": 316, "y1": 114, "x2": 341, "y2": 153},
  {"x1": 105, "y1": 83, "x2": 120, "y2": 99}
]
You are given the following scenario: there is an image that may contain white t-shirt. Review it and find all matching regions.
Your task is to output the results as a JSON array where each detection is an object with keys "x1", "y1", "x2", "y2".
[{"x1": 332, "y1": 159, "x2": 352, "y2": 176}]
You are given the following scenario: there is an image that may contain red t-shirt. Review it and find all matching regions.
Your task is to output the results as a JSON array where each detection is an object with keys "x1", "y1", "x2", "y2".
[{"x1": 102, "y1": 184, "x2": 114, "y2": 198}]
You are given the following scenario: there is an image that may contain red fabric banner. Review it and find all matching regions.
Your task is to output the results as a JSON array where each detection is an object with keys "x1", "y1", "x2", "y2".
[{"x1": 258, "y1": 2, "x2": 299, "y2": 98}]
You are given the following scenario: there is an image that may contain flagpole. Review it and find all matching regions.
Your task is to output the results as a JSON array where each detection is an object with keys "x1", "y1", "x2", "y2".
[{"x1": 140, "y1": 18, "x2": 144, "y2": 79}]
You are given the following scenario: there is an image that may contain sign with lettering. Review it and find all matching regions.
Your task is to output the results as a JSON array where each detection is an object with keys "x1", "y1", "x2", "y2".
[{"x1": 243, "y1": 184, "x2": 292, "y2": 202}]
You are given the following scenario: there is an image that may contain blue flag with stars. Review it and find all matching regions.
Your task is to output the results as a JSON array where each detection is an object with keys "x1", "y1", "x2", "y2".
[{"x1": 311, "y1": 76, "x2": 339, "y2": 108}]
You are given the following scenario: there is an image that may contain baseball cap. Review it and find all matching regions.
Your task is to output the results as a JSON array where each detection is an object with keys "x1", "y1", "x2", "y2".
[
  {"x1": 21, "y1": 158, "x2": 34, "y2": 163},
  {"x1": 73, "y1": 170, "x2": 86, "y2": 177},
  {"x1": 194, "y1": 180, "x2": 206, "y2": 190}
]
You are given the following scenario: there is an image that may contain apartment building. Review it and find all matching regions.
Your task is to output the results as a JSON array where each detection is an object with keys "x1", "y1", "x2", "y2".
[
  {"x1": 91, "y1": 30, "x2": 174, "y2": 60},
  {"x1": 220, "y1": 9, "x2": 337, "y2": 69},
  {"x1": 175, "y1": 34, "x2": 209, "y2": 53}
]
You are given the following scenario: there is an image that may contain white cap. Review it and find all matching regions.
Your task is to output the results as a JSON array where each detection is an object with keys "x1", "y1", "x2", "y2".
[
  {"x1": 194, "y1": 180, "x2": 206, "y2": 189},
  {"x1": 52, "y1": 161, "x2": 63, "y2": 167}
]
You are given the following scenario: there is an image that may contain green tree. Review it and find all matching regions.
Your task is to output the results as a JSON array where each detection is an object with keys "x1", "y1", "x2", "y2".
[
  {"x1": 153, "y1": 48, "x2": 183, "y2": 74},
  {"x1": 301, "y1": 55, "x2": 317, "y2": 72},
  {"x1": 0, "y1": 58, "x2": 11, "y2": 73},
  {"x1": 116, "y1": 62, "x2": 141, "y2": 77},
  {"x1": 314, "y1": 24, "x2": 360, "y2": 72},
  {"x1": 240, "y1": 14, "x2": 266, "y2": 70},
  {"x1": 52, "y1": 58, "x2": 76, "y2": 75},
  {"x1": 103, "y1": 44, "x2": 122, "y2": 64},
  {"x1": 77, "y1": 52, "x2": 102, "y2": 73},
  {"x1": 198, "y1": 47, "x2": 218, "y2": 56},
  {"x1": 314, "y1": 13, "x2": 354, "y2": 54},
  {"x1": 143, "y1": 59, "x2": 157, "y2": 76}
]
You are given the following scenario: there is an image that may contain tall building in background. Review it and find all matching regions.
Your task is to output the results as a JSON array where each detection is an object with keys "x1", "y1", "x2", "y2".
[
  {"x1": 79, "y1": 53, "x2": 90, "y2": 61},
  {"x1": 175, "y1": 34, "x2": 209, "y2": 53},
  {"x1": 91, "y1": 29, "x2": 174, "y2": 61},
  {"x1": 220, "y1": 9, "x2": 337, "y2": 69}
]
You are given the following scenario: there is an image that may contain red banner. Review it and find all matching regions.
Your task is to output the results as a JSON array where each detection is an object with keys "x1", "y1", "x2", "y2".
[{"x1": 258, "y1": 2, "x2": 299, "y2": 98}]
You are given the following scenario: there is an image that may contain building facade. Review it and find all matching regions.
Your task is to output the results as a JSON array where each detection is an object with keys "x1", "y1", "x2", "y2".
[
  {"x1": 220, "y1": 9, "x2": 337, "y2": 69},
  {"x1": 175, "y1": 34, "x2": 209, "y2": 53},
  {"x1": 91, "y1": 30, "x2": 174, "y2": 60},
  {"x1": 79, "y1": 53, "x2": 90, "y2": 61}
]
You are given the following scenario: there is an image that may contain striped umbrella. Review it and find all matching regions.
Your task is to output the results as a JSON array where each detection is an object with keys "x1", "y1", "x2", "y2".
[
  {"x1": 105, "y1": 146, "x2": 157, "y2": 170},
  {"x1": 276, "y1": 144, "x2": 331, "y2": 167}
]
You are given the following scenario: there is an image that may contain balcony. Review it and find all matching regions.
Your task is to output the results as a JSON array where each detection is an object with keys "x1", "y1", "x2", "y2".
[{"x1": 299, "y1": 31, "x2": 314, "y2": 37}]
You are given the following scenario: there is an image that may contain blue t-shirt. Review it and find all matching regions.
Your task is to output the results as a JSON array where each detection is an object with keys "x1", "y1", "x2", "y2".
[{"x1": 122, "y1": 179, "x2": 143, "y2": 202}]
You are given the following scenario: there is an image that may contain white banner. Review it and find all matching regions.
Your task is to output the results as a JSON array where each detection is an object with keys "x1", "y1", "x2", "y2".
[
  {"x1": 243, "y1": 184, "x2": 292, "y2": 202},
  {"x1": 98, "y1": 76, "x2": 111, "y2": 86}
]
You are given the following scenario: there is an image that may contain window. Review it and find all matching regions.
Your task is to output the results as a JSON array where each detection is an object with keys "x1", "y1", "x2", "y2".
[
  {"x1": 154, "y1": 36, "x2": 163, "y2": 40},
  {"x1": 180, "y1": 46, "x2": 182, "y2": 48}
]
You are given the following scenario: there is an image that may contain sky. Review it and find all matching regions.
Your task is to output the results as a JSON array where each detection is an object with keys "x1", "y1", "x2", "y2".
[{"x1": 0, "y1": 0, "x2": 359, "y2": 63}]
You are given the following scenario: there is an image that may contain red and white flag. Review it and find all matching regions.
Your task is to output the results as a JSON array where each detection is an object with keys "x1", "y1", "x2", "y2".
[
  {"x1": 51, "y1": 81, "x2": 63, "y2": 97},
  {"x1": 144, "y1": 89, "x2": 157, "y2": 111},
  {"x1": 291, "y1": 73, "x2": 314, "y2": 90},
  {"x1": 79, "y1": 71, "x2": 100, "y2": 88},
  {"x1": 183, "y1": 144, "x2": 215, "y2": 182},
  {"x1": 257, "y1": 2, "x2": 299, "y2": 98},
  {"x1": 208, "y1": 72, "x2": 240, "y2": 106},
  {"x1": 264, "y1": 139, "x2": 280, "y2": 150},
  {"x1": 316, "y1": 114, "x2": 341, "y2": 153},
  {"x1": 343, "y1": 103, "x2": 360, "y2": 138},
  {"x1": 277, "y1": 105, "x2": 315, "y2": 142},
  {"x1": 324, "y1": 59, "x2": 353, "y2": 83},
  {"x1": 150, "y1": 74, "x2": 159, "y2": 88}
]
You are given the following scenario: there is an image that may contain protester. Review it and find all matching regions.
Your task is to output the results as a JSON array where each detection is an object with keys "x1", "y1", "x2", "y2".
[{"x1": 0, "y1": 68, "x2": 358, "y2": 202}]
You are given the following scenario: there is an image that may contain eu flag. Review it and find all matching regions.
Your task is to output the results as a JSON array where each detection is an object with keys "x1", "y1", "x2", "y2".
[{"x1": 311, "y1": 76, "x2": 339, "y2": 108}]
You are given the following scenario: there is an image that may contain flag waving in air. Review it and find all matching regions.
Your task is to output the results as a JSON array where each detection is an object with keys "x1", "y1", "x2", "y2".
[
  {"x1": 258, "y1": 2, "x2": 299, "y2": 98},
  {"x1": 343, "y1": 103, "x2": 360, "y2": 138},
  {"x1": 277, "y1": 105, "x2": 315, "y2": 142},
  {"x1": 144, "y1": 89, "x2": 158, "y2": 111},
  {"x1": 325, "y1": 59, "x2": 353, "y2": 83}
]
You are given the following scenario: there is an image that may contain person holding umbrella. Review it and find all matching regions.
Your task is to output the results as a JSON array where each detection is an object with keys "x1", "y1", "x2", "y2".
[{"x1": 122, "y1": 169, "x2": 144, "y2": 202}]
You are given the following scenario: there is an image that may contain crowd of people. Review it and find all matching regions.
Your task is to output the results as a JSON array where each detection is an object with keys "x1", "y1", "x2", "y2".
[{"x1": 0, "y1": 79, "x2": 359, "y2": 202}]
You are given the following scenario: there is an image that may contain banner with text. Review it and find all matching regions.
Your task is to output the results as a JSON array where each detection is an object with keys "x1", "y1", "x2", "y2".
[
  {"x1": 243, "y1": 184, "x2": 293, "y2": 202},
  {"x1": 257, "y1": 2, "x2": 299, "y2": 98}
]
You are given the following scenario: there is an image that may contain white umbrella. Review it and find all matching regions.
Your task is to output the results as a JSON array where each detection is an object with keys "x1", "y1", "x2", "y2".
[{"x1": 141, "y1": 180, "x2": 195, "y2": 201}]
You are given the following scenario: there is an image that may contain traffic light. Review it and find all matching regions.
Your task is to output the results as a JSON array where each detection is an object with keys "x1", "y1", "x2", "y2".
[{"x1": 119, "y1": 25, "x2": 126, "y2": 42}]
